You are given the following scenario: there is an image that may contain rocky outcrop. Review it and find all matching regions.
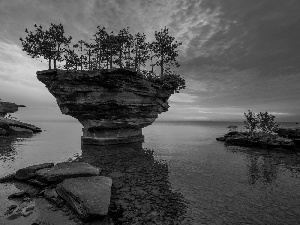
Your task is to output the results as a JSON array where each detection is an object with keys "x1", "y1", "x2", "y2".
[
  {"x1": 36, "y1": 162, "x2": 100, "y2": 183},
  {"x1": 0, "y1": 102, "x2": 42, "y2": 136},
  {"x1": 37, "y1": 69, "x2": 174, "y2": 145},
  {"x1": 15, "y1": 163, "x2": 54, "y2": 180},
  {"x1": 2, "y1": 162, "x2": 112, "y2": 223},
  {"x1": 0, "y1": 101, "x2": 25, "y2": 117},
  {"x1": 217, "y1": 131, "x2": 297, "y2": 150},
  {"x1": 0, "y1": 117, "x2": 42, "y2": 133},
  {"x1": 56, "y1": 176, "x2": 112, "y2": 220}
]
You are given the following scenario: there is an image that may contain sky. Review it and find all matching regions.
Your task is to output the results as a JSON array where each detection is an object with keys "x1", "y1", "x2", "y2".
[{"x1": 0, "y1": 0, "x2": 300, "y2": 122}]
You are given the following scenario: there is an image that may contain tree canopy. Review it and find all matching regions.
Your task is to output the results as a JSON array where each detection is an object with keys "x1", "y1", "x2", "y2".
[{"x1": 20, "y1": 24, "x2": 185, "y2": 92}]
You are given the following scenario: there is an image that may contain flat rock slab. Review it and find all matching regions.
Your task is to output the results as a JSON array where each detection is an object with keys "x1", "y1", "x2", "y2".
[
  {"x1": 15, "y1": 163, "x2": 54, "y2": 180},
  {"x1": 56, "y1": 176, "x2": 112, "y2": 220},
  {"x1": 0, "y1": 117, "x2": 42, "y2": 133},
  {"x1": 36, "y1": 162, "x2": 100, "y2": 183}
]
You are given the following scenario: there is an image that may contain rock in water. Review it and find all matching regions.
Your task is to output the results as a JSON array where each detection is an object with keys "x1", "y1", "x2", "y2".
[
  {"x1": 56, "y1": 176, "x2": 112, "y2": 220},
  {"x1": 9, "y1": 126, "x2": 33, "y2": 135},
  {"x1": 15, "y1": 163, "x2": 54, "y2": 180},
  {"x1": 0, "y1": 101, "x2": 25, "y2": 117},
  {"x1": 36, "y1": 162, "x2": 100, "y2": 183},
  {"x1": 37, "y1": 69, "x2": 174, "y2": 145}
]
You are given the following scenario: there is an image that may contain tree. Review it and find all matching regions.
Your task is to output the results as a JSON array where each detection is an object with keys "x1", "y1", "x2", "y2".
[
  {"x1": 257, "y1": 112, "x2": 279, "y2": 133},
  {"x1": 115, "y1": 27, "x2": 132, "y2": 68},
  {"x1": 151, "y1": 27, "x2": 182, "y2": 76},
  {"x1": 132, "y1": 32, "x2": 149, "y2": 72},
  {"x1": 244, "y1": 110, "x2": 259, "y2": 135},
  {"x1": 20, "y1": 23, "x2": 72, "y2": 69},
  {"x1": 93, "y1": 26, "x2": 108, "y2": 69}
]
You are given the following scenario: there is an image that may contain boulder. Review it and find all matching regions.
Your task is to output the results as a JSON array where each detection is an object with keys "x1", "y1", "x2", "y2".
[
  {"x1": 0, "y1": 101, "x2": 25, "y2": 117},
  {"x1": 225, "y1": 136, "x2": 260, "y2": 147},
  {"x1": 0, "y1": 117, "x2": 42, "y2": 133},
  {"x1": 37, "y1": 69, "x2": 174, "y2": 145},
  {"x1": 9, "y1": 126, "x2": 33, "y2": 135},
  {"x1": 15, "y1": 163, "x2": 54, "y2": 180},
  {"x1": 0, "y1": 128, "x2": 7, "y2": 135},
  {"x1": 0, "y1": 173, "x2": 15, "y2": 183},
  {"x1": 36, "y1": 162, "x2": 100, "y2": 183},
  {"x1": 56, "y1": 176, "x2": 112, "y2": 220}
]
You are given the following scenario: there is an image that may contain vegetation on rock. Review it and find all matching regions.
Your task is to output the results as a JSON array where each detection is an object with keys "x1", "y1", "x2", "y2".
[
  {"x1": 244, "y1": 110, "x2": 279, "y2": 135},
  {"x1": 20, "y1": 24, "x2": 185, "y2": 93}
]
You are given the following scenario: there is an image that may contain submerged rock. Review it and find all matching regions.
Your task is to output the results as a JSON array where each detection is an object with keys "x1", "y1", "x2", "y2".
[
  {"x1": 56, "y1": 176, "x2": 112, "y2": 220},
  {"x1": 15, "y1": 163, "x2": 54, "y2": 180},
  {"x1": 36, "y1": 162, "x2": 100, "y2": 183}
]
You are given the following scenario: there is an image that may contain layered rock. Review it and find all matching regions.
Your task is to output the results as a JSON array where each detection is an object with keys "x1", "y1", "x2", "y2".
[
  {"x1": 0, "y1": 101, "x2": 25, "y2": 117},
  {"x1": 56, "y1": 176, "x2": 112, "y2": 220},
  {"x1": 37, "y1": 69, "x2": 174, "y2": 145}
]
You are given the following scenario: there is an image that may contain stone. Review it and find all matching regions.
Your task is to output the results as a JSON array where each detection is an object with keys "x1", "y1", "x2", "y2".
[
  {"x1": 8, "y1": 190, "x2": 27, "y2": 199},
  {"x1": 36, "y1": 162, "x2": 100, "y2": 183},
  {"x1": 0, "y1": 117, "x2": 42, "y2": 133},
  {"x1": 15, "y1": 162, "x2": 54, "y2": 180},
  {"x1": 216, "y1": 137, "x2": 226, "y2": 141},
  {"x1": 108, "y1": 171, "x2": 125, "y2": 178},
  {"x1": 36, "y1": 69, "x2": 174, "y2": 145},
  {"x1": 0, "y1": 127, "x2": 7, "y2": 135},
  {"x1": 56, "y1": 176, "x2": 112, "y2": 220},
  {"x1": 0, "y1": 101, "x2": 25, "y2": 117},
  {"x1": 9, "y1": 126, "x2": 33, "y2": 135},
  {"x1": 0, "y1": 173, "x2": 15, "y2": 183}
]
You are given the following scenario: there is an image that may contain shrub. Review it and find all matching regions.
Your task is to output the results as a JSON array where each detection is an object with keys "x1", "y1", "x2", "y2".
[{"x1": 243, "y1": 110, "x2": 278, "y2": 135}]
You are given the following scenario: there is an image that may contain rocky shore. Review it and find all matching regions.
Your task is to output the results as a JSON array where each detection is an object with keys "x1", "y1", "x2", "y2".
[
  {"x1": 217, "y1": 128, "x2": 300, "y2": 150},
  {"x1": 0, "y1": 143, "x2": 188, "y2": 225},
  {"x1": 0, "y1": 101, "x2": 42, "y2": 137}
]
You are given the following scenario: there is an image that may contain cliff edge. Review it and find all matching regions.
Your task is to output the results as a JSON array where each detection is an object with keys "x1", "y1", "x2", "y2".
[{"x1": 37, "y1": 69, "x2": 174, "y2": 145}]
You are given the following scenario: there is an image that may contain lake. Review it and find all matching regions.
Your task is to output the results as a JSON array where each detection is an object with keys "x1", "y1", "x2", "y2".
[{"x1": 1, "y1": 120, "x2": 300, "y2": 224}]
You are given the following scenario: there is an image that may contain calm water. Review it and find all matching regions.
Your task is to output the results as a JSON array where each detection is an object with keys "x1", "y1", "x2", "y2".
[{"x1": 1, "y1": 120, "x2": 300, "y2": 224}]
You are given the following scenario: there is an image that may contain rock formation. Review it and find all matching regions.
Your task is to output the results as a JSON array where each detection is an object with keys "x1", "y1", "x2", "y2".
[
  {"x1": 0, "y1": 101, "x2": 42, "y2": 136},
  {"x1": 37, "y1": 68, "x2": 174, "y2": 145},
  {"x1": 0, "y1": 101, "x2": 25, "y2": 117}
]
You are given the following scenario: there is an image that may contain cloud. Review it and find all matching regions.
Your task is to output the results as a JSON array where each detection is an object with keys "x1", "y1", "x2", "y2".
[{"x1": 0, "y1": 0, "x2": 299, "y2": 122}]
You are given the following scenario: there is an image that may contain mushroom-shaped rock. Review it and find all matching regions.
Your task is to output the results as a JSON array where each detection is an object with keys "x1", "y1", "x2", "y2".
[
  {"x1": 37, "y1": 69, "x2": 174, "y2": 145},
  {"x1": 56, "y1": 176, "x2": 112, "y2": 220}
]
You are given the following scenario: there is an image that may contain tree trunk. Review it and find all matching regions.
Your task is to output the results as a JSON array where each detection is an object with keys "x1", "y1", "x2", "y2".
[
  {"x1": 54, "y1": 59, "x2": 56, "y2": 69},
  {"x1": 48, "y1": 58, "x2": 51, "y2": 70},
  {"x1": 161, "y1": 53, "x2": 164, "y2": 76},
  {"x1": 88, "y1": 49, "x2": 91, "y2": 70}
]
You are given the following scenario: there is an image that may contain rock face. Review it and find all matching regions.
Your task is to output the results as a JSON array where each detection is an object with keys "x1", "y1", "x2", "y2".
[
  {"x1": 36, "y1": 162, "x2": 100, "y2": 183},
  {"x1": 0, "y1": 117, "x2": 42, "y2": 134},
  {"x1": 0, "y1": 101, "x2": 25, "y2": 117},
  {"x1": 56, "y1": 176, "x2": 112, "y2": 220},
  {"x1": 15, "y1": 163, "x2": 54, "y2": 180},
  {"x1": 37, "y1": 69, "x2": 174, "y2": 145}
]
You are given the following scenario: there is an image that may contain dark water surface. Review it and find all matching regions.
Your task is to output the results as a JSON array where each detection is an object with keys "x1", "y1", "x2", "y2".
[{"x1": 1, "y1": 121, "x2": 300, "y2": 224}]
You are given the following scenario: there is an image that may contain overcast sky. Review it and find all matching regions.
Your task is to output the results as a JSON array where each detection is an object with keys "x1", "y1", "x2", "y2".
[{"x1": 0, "y1": 0, "x2": 299, "y2": 122}]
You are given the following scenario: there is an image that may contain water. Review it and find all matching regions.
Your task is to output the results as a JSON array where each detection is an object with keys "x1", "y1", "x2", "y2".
[{"x1": 1, "y1": 120, "x2": 300, "y2": 224}]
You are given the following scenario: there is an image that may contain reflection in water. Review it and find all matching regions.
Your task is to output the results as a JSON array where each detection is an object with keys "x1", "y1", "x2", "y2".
[
  {"x1": 0, "y1": 135, "x2": 33, "y2": 163},
  {"x1": 227, "y1": 146, "x2": 300, "y2": 184},
  {"x1": 81, "y1": 142, "x2": 188, "y2": 224}
]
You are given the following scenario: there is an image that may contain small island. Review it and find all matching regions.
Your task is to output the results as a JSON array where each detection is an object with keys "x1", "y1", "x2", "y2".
[
  {"x1": 20, "y1": 23, "x2": 185, "y2": 145},
  {"x1": 217, "y1": 110, "x2": 300, "y2": 150}
]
